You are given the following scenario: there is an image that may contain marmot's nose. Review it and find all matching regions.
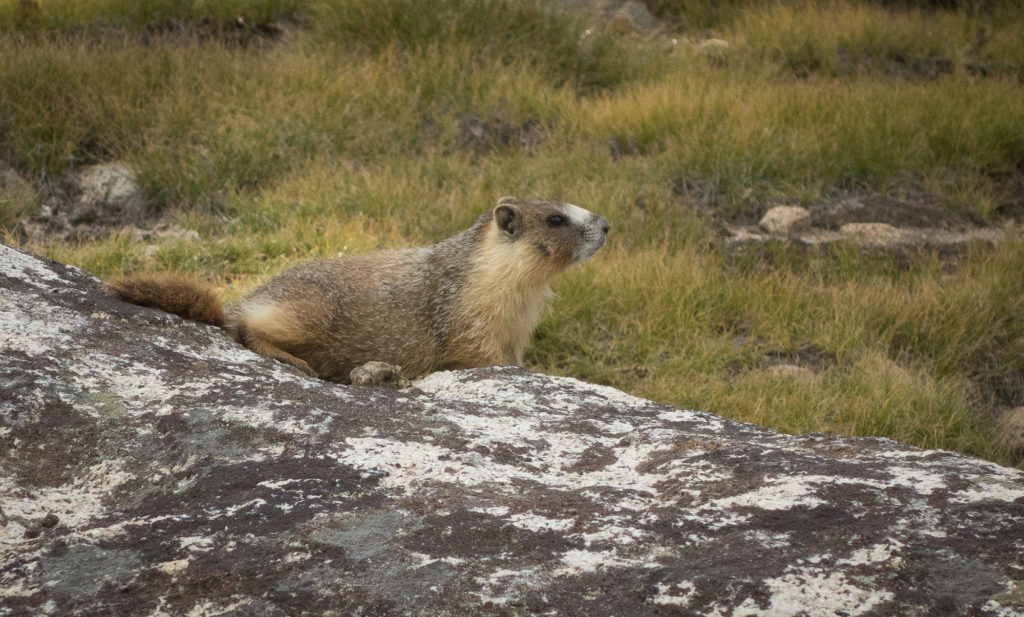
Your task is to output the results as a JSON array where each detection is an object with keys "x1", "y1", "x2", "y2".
[{"x1": 598, "y1": 216, "x2": 610, "y2": 235}]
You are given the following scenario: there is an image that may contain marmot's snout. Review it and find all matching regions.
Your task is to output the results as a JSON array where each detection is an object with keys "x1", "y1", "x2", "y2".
[
  {"x1": 588, "y1": 213, "x2": 610, "y2": 244},
  {"x1": 565, "y1": 204, "x2": 609, "y2": 266}
]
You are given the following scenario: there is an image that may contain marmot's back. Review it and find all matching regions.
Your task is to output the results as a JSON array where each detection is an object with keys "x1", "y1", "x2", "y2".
[{"x1": 224, "y1": 249, "x2": 443, "y2": 379}]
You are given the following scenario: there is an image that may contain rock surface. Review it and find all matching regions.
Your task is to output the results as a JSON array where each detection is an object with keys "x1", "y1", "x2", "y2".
[
  {"x1": 758, "y1": 206, "x2": 812, "y2": 236},
  {"x1": 837, "y1": 221, "x2": 906, "y2": 246},
  {"x1": 2, "y1": 242, "x2": 1024, "y2": 617},
  {"x1": 77, "y1": 163, "x2": 140, "y2": 205},
  {"x1": 728, "y1": 192, "x2": 1014, "y2": 251},
  {"x1": 609, "y1": 0, "x2": 659, "y2": 34},
  {"x1": 15, "y1": 162, "x2": 156, "y2": 242}
]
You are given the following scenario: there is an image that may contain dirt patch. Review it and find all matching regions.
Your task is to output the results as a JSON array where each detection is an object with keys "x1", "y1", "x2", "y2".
[
  {"x1": 992, "y1": 169, "x2": 1024, "y2": 223},
  {"x1": 458, "y1": 114, "x2": 546, "y2": 155},
  {"x1": 809, "y1": 193, "x2": 976, "y2": 230},
  {"x1": 12, "y1": 8, "x2": 294, "y2": 47},
  {"x1": 722, "y1": 187, "x2": 1013, "y2": 258},
  {"x1": 763, "y1": 345, "x2": 839, "y2": 373},
  {"x1": 671, "y1": 174, "x2": 720, "y2": 213},
  {"x1": 141, "y1": 17, "x2": 292, "y2": 47},
  {"x1": 14, "y1": 162, "x2": 167, "y2": 242},
  {"x1": 608, "y1": 136, "x2": 640, "y2": 161},
  {"x1": 968, "y1": 358, "x2": 1024, "y2": 413},
  {"x1": 887, "y1": 52, "x2": 955, "y2": 80}
]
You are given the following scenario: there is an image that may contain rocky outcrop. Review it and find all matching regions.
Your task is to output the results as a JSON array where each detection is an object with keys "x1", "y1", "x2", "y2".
[
  {"x1": 608, "y1": 0, "x2": 660, "y2": 34},
  {"x1": 15, "y1": 162, "x2": 158, "y2": 243},
  {"x1": 2, "y1": 243, "x2": 1023, "y2": 617},
  {"x1": 732, "y1": 195, "x2": 1010, "y2": 251}
]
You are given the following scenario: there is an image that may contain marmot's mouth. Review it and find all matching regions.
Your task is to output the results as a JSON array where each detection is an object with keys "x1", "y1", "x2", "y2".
[{"x1": 571, "y1": 235, "x2": 607, "y2": 266}]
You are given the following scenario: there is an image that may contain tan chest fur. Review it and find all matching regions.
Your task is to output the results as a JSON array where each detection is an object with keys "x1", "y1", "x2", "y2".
[{"x1": 444, "y1": 225, "x2": 558, "y2": 368}]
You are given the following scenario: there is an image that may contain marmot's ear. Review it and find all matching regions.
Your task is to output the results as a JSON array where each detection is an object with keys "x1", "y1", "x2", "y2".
[
  {"x1": 497, "y1": 196, "x2": 519, "y2": 206},
  {"x1": 494, "y1": 204, "x2": 523, "y2": 239}
]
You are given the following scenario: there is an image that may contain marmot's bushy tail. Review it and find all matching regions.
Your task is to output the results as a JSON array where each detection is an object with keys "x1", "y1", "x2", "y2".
[{"x1": 105, "y1": 274, "x2": 225, "y2": 327}]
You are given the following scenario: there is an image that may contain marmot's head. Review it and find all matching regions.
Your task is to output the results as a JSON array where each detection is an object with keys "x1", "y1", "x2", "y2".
[{"x1": 491, "y1": 197, "x2": 609, "y2": 272}]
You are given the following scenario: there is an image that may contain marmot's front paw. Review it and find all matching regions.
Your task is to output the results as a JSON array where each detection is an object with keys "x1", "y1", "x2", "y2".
[
  {"x1": 287, "y1": 357, "x2": 317, "y2": 378},
  {"x1": 349, "y1": 361, "x2": 410, "y2": 388}
]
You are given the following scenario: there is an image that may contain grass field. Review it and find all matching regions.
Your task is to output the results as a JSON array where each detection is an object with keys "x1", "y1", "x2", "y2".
[{"x1": 2, "y1": 0, "x2": 1022, "y2": 467}]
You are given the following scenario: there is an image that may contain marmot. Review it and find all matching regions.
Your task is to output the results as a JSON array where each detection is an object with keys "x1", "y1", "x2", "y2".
[{"x1": 106, "y1": 197, "x2": 609, "y2": 383}]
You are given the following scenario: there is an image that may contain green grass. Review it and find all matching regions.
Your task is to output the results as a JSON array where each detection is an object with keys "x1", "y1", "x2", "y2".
[
  {"x1": 584, "y1": 72, "x2": 1024, "y2": 218},
  {"x1": 534, "y1": 238, "x2": 1021, "y2": 462},
  {"x1": 0, "y1": 0, "x2": 305, "y2": 31},
  {"x1": 2, "y1": 0, "x2": 1022, "y2": 467}
]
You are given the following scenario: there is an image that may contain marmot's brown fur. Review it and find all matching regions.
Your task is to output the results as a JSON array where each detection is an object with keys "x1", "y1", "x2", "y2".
[{"x1": 106, "y1": 197, "x2": 609, "y2": 382}]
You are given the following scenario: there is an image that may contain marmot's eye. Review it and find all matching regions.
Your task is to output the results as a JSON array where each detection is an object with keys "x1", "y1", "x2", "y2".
[{"x1": 546, "y1": 214, "x2": 565, "y2": 227}]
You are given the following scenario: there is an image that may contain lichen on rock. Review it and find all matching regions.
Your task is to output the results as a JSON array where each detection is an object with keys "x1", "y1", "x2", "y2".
[{"x1": 1, "y1": 242, "x2": 1023, "y2": 617}]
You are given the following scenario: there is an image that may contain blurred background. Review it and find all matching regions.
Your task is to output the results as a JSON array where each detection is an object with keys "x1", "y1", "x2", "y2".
[{"x1": 1, "y1": 0, "x2": 1021, "y2": 466}]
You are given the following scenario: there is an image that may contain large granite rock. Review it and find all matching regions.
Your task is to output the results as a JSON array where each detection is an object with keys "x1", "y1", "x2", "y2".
[{"x1": 1, "y1": 243, "x2": 1023, "y2": 617}]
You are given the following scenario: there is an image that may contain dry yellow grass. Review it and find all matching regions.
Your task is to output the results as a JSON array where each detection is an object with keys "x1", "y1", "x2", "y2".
[{"x1": 2, "y1": 0, "x2": 1022, "y2": 466}]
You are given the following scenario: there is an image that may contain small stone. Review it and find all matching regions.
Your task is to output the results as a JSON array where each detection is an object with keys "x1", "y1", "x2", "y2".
[
  {"x1": 78, "y1": 163, "x2": 140, "y2": 204},
  {"x1": 839, "y1": 222, "x2": 905, "y2": 247},
  {"x1": 794, "y1": 229, "x2": 843, "y2": 246},
  {"x1": 766, "y1": 363, "x2": 814, "y2": 378},
  {"x1": 696, "y1": 38, "x2": 730, "y2": 51},
  {"x1": 759, "y1": 206, "x2": 811, "y2": 235},
  {"x1": 350, "y1": 361, "x2": 410, "y2": 388},
  {"x1": 157, "y1": 558, "x2": 190, "y2": 575},
  {"x1": 22, "y1": 512, "x2": 59, "y2": 538},
  {"x1": 155, "y1": 227, "x2": 201, "y2": 242},
  {"x1": 726, "y1": 227, "x2": 769, "y2": 244},
  {"x1": 610, "y1": 1, "x2": 659, "y2": 34}
]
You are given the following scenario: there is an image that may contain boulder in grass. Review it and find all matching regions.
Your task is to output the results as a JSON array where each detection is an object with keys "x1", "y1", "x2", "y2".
[{"x1": 759, "y1": 205, "x2": 812, "y2": 235}]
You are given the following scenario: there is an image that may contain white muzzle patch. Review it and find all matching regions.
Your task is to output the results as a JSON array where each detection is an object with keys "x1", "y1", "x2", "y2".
[{"x1": 565, "y1": 203, "x2": 608, "y2": 265}]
